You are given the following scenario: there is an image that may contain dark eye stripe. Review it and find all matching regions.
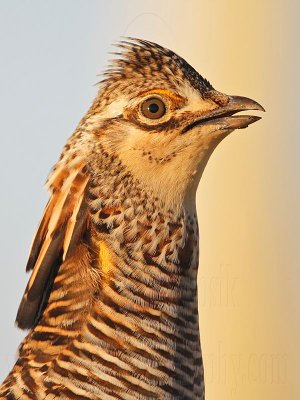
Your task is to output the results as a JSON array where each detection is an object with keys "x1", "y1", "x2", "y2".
[{"x1": 141, "y1": 98, "x2": 166, "y2": 119}]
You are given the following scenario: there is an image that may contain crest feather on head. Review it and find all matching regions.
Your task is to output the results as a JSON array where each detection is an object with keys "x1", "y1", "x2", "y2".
[{"x1": 100, "y1": 38, "x2": 213, "y2": 94}]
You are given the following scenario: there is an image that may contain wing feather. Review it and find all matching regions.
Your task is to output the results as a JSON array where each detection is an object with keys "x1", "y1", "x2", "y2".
[{"x1": 16, "y1": 159, "x2": 89, "y2": 329}]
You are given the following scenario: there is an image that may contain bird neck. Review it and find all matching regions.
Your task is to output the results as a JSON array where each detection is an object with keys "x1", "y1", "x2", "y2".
[
  {"x1": 82, "y1": 149, "x2": 204, "y2": 395},
  {"x1": 88, "y1": 149, "x2": 200, "y2": 307},
  {"x1": 87, "y1": 149, "x2": 201, "y2": 338}
]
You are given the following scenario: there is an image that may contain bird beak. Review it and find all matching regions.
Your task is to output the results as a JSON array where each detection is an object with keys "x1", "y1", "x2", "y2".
[
  {"x1": 182, "y1": 95, "x2": 265, "y2": 133},
  {"x1": 219, "y1": 95, "x2": 265, "y2": 130}
]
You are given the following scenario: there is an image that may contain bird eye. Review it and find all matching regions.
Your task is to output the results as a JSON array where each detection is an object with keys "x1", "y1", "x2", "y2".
[{"x1": 141, "y1": 97, "x2": 166, "y2": 119}]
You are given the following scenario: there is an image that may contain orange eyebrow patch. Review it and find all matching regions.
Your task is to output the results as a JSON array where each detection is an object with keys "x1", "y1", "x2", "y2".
[{"x1": 141, "y1": 89, "x2": 184, "y2": 102}]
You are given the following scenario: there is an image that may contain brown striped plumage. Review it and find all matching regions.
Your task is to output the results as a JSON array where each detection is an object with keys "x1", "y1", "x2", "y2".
[{"x1": 0, "y1": 39, "x2": 264, "y2": 399}]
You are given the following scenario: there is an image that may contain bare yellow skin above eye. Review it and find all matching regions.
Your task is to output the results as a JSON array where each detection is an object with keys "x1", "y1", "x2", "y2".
[
  {"x1": 140, "y1": 89, "x2": 185, "y2": 102},
  {"x1": 99, "y1": 240, "x2": 115, "y2": 277}
]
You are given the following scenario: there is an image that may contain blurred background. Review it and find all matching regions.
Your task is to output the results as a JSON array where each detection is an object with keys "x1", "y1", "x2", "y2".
[{"x1": 0, "y1": 1, "x2": 299, "y2": 399}]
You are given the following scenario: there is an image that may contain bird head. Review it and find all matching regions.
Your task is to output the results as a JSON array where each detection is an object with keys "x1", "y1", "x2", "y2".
[{"x1": 77, "y1": 39, "x2": 264, "y2": 213}]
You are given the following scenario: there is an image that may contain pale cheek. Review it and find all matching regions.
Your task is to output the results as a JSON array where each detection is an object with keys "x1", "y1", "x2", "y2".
[{"x1": 117, "y1": 126, "x2": 174, "y2": 154}]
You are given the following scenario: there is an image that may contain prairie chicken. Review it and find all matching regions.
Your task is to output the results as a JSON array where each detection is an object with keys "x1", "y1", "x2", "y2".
[{"x1": 0, "y1": 38, "x2": 264, "y2": 399}]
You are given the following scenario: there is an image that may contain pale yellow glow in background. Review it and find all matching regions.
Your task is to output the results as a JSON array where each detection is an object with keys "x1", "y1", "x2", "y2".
[{"x1": 121, "y1": 0, "x2": 299, "y2": 398}]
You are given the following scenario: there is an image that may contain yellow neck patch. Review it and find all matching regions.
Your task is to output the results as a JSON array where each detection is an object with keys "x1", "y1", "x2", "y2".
[{"x1": 99, "y1": 240, "x2": 115, "y2": 278}]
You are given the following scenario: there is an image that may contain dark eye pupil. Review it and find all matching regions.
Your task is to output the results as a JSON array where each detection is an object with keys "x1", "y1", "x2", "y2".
[
  {"x1": 148, "y1": 103, "x2": 159, "y2": 113},
  {"x1": 141, "y1": 97, "x2": 166, "y2": 119}
]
